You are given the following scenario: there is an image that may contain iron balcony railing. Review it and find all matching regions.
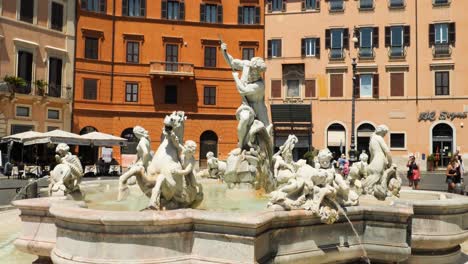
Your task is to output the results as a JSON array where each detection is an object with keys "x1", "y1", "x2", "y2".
[
  {"x1": 358, "y1": 47, "x2": 374, "y2": 59},
  {"x1": 149, "y1": 61, "x2": 195, "y2": 77},
  {"x1": 388, "y1": 46, "x2": 406, "y2": 58},
  {"x1": 329, "y1": 48, "x2": 345, "y2": 60},
  {"x1": 433, "y1": 43, "x2": 451, "y2": 57}
]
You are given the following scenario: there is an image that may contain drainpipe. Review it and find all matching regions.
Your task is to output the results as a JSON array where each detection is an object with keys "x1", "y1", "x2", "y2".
[
  {"x1": 71, "y1": 0, "x2": 78, "y2": 133},
  {"x1": 110, "y1": 0, "x2": 116, "y2": 102},
  {"x1": 415, "y1": 0, "x2": 419, "y2": 105}
]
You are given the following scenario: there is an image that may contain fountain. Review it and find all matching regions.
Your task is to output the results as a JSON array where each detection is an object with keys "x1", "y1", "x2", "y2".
[{"x1": 9, "y1": 42, "x2": 468, "y2": 264}]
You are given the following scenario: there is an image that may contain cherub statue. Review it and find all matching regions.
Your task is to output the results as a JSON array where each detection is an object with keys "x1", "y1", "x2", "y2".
[
  {"x1": 206, "y1": 151, "x2": 226, "y2": 179},
  {"x1": 49, "y1": 143, "x2": 83, "y2": 196}
]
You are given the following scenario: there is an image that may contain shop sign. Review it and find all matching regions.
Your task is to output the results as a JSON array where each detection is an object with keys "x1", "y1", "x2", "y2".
[{"x1": 418, "y1": 111, "x2": 467, "y2": 122}]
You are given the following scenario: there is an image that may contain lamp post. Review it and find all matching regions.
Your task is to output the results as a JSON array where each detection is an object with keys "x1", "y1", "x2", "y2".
[{"x1": 349, "y1": 28, "x2": 359, "y2": 162}]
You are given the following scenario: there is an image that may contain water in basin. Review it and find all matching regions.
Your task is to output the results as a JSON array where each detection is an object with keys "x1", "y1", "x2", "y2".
[{"x1": 82, "y1": 179, "x2": 269, "y2": 212}]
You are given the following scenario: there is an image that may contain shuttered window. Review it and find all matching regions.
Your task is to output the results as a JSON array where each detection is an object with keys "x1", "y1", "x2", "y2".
[
  {"x1": 330, "y1": 74, "x2": 343, "y2": 97},
  {"x1": 435, "y1": 71, "x2": 449, "y2": 96},
  {"x1": 390, "y1": 72, "x2": 404, "y2": 96},
  {"x1": 122, "y1": 0, "x2": 146, "y2": 17},
  {"x1": 204, "y1": 86, "x2": 216, "y2": 105},
  {"x1": 271, "y1": 80, "x2": 282, "y2": 98},
  {"x1": 238, "y1": 6, "x2": 260, "y2": 25},
  {"x1": 305, "y1": 80, "x2": 316, "y2": 98},
  {"x1": 204, "y1": 47, "x2": 217, "y2": 67},
  {"x1": 200, "y1": 4, "x2": 222, "y2": 23},
  {"x1": 85, "y1": 37, "x2": 99, "y2": 59},
  {"x1": 162, "y1": 0, "x2": 185, "y2": 20},
  {"x1": 83, "y1": 79, "x2": 98, "y2": 100},
  {"x1": 125, "y1": 83, "x2": 138, "y2": 102}
]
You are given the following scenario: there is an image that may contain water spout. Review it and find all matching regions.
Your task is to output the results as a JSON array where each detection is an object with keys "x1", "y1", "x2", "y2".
[{"x1": 332, "y1": 200, "x2": 370, "y2": 264}]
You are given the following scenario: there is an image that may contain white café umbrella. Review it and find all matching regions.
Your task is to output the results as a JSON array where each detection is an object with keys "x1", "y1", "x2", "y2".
[
  {"x1": 1, "y1": 131, "x2": 45, "y2": 144},
  {"x1": 79, "y1": 132, "x2": 127, "y2": 146},
  {"x1": 40, "y1": 129, "x2": 90, "y2": 146}
]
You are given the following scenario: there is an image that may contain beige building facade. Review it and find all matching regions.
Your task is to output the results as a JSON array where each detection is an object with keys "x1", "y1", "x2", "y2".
[
  {"x1": 0, "y1": 0, "x2": 75, "y2": 137},
  {"x1": 265, "y1": 0, "x2": 468, "y2": 170}
]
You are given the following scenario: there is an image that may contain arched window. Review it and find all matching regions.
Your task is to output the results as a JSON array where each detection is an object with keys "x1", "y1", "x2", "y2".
[
  {"x1": 357, "y1": 123, "x2": 375, "y2": 156},
  {"x1": 199, "y1": 130, "x2": 218, "y2": 168},
  {"x1": 78, "y1": 126, "x2": 98, "y2": 166},
  {"x1": 327, "y1": 123, "x2": 346, "y2": 160},
  {"x1": 432, "y1": 123, "x2": 453, "y2": 167},
  {"x1": 121, "y1": 128, "x2": 138, "y2": 155}
]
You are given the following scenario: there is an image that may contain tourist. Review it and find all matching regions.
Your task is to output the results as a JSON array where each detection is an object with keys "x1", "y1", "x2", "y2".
[
  {"x1": 446, "y1": 158, "x2": 458, "y2": 193},
  {"x1": 406, "y1": 155, "x2": 420, "y2": 190},
  {"x1": 338, "y1": 154, "x2": 347, "y2": 170},
  {"x1": 455, "y1": 151, "x2": 464, "y2": 183}
]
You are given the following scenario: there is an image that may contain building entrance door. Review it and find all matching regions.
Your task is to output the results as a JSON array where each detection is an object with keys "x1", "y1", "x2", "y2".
[
  {"x1": 357, "y1": 123, "x2": 375, "y2": 157},
  {"x1": 432, "y1": 123, "x2": 453, "y2": 167}
]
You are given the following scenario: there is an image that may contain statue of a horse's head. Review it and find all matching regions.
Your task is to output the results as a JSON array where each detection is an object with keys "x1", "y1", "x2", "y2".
[{"x1": 163, "y1": 111, "x2": 186, "y2": 142}]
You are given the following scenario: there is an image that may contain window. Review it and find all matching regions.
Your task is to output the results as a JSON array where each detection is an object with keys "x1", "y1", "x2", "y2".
[
  {"x1": 330, "y1": 74, "x2": 343, "y2": 97},
  {"x1": 125, "y1": 83, "x2": 138, "y2": 102},
  {"x1": 204, "y1": 86, "x2": 216, "y2": 105},
  {"x1": 165, "y1": 44, "x2": 178, "y2": 71},
  {"x1": 433, "y1": 0, "x2": 449, "y2": 6},
  {"x1": 20, "y1": 0, "x2": 34, "y2": 23},
  {"x1": 242, "y1": 48, "x2": 255, "y2": 60},
  {"x1": 51, "y1": 2, "x2": 63, "y2": 31},
  {"x1": 83, "y1": 79, "x2": 97, "y2": 100},
  {"x1": 47, "y1": 126, "x2": 60, "y2": 132},
  {"x1": 268, "y1": 39, "x2": 282, "y2": 58},
  {"x1": 17, "y1": 50, "x2": 33, "y2": 94},
  {"x1": 81, "y1": 0, "x2": 106, "y2": 13},
  {"x1": 122, "y1": 0, "x2": 145, "y2": 17},
  {"x1": 359, "y1": 0, "x2": 374, "y2": 9},
  {"x1": 165, "y1": 85, "x2": 177, "y2": 104},
  {"x1": 286, "y1": 80, "x2": 300, "y2": 97},
  {"x1": 16, "y1": 106, "x2": 30, "y2": 117},
  {"x1": 126, "y1": 42, "x2": 139, "y2": 63},
  {"x1": 305, "y1": 80, "x2": 316, "y2": 97},
  {"x1": 359, "y1": 27, "x2": 374, "y2": 58},
  {"x1": 390, "y1": 72, "x2": 404, "y2": 96},
  {"x1": 330, "y1": 29, "x2": 344, "y2": 59},
  {"x1": 389, "y1": 0, "x2": 404, "y2": 8},
  {"x1": 200, "y1": 4, "x2": 222, "y2": 23},
  {"x1": 272, "y1": 0, "x2": 283, "y2": 11},
  {"x1": 329, "y1": 0, "x2": 343, "y2": 11},
  {"x1": 385, "y1": 26, "x2": 409, "y2": 57},
  {"x1": 271, "y1": 80, "x2": 282, "y2": 98},
  {"x1": 304, "y1": 0, "x2": 319, "y2": 10},
  {"x1": 47, "y1": 109, "x2": 60, "y2": 120},
  {"x1": 85, "y1": 37, "x2": 98, "y2": 59},
  {"x1": 435, "y1": 24, "x2": 449, "y2": 44},
  {"x1": 359, "y1": 74, "x2": 373, "y2": 97},
  {"x1": 238, "y1": 6, "x2": 260, "y2": 25},
  {"x1": 390, "y1": 133, "x2": 405, "y2": 149},
  {"x1": 162, "y1": 0, "x2": 185, "y2": 20},
  {"x1": 435, "y1": 71, "x2": 449, "y2": 96},
  {"x1": 48, "y1": 57, "x2": 63, "y2": 98},
  {"x1": 204, "y1": 47, "x2": 217, "y2": 67},
  {"x1": 302, "y1": 38, "x2": 317, "y2": 57},
  {"x1": 11, "y1": 124, "x2": 34, "y2": 135}
]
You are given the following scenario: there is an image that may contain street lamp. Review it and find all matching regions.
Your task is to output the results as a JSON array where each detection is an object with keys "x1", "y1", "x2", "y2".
[{"x1": 349, "y1": 28, "x2": 359, "y2": 163}]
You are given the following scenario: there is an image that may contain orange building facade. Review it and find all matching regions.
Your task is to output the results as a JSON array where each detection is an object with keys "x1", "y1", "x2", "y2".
[{"x1": 74, "y1": 0, "x2": 264, "y2": 166}]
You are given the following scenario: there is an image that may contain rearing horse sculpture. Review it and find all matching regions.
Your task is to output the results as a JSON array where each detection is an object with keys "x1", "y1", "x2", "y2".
[{"x1": 118, "y1": 111, "x2": 203, "y2": 210}]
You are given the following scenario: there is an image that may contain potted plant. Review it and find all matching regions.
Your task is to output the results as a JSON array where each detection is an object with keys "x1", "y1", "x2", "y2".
[
  {"x1": 3, "y1": 75, "x2": 26, "y2": 94},
  {"x1": 34, "y1": 80, "x2": 48, "y2": 96},
  {"x1": 427, "y1": 154, "x2": 435, "y2": 171}
]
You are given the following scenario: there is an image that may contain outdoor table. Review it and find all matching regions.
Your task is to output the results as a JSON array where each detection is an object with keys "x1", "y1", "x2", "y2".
[
  {"x1": 23, "y1": 166, "x2": 42, "y2": 179},
  {"x1": 84, "y1": 165, "x2": 97, "y2": 175},
  {"x1": 109, "y1": 165, "x2": 121, "y2": 175}
]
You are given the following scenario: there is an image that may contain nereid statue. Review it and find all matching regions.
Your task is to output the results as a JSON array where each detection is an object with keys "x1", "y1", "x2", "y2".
[
  {"x1": 118, "y1": 112, "x2": 203, "y2": 210},
  {"x1": 49, "y1": 143, "x2": 83, "y2": 196},
  {"x1": 221, "y1": 42, "x2": 275, "y2": 191},
  {"x1": 206, "y1": 151, "x2": 226, "y2": 179}
]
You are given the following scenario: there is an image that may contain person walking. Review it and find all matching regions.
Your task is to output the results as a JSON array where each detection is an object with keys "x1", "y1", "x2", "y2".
[
  {"x1": 446, "y1": 158, "x2": 458, "y2": 193},
  {"x1": 407, "y1": 155, "x2": 420, "y2": 190}
]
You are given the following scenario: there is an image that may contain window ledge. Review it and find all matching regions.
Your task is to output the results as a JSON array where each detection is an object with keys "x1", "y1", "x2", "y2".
[
  {"x1": 432, "y1": 3, "x2": 451, "y2": 7},
  {"x1": 358, "y1": 7, "x2": 375, "y2": 12}
]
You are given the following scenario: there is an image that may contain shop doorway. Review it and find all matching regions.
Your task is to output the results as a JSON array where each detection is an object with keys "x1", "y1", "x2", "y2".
[
  {"x1": 327, "y1": 123, "x2": 346, "y2": 161},
  {"x1": 432, "y1": 123, "x2": 453, "y2": 167},
  {"x1": 199, "y1": 130, "x2": 218, "y2": 169},
  {"x1": 357, "y1": 123, "x2": 375, "y2": 157}
]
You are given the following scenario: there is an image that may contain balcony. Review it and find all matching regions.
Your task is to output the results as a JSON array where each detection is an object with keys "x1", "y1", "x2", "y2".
[
  {"x1": 0, "y1": 80, "x2": 72, "y2": 101},
  {"x1": 329, "y1": 48, "x2": 345, "y2": 60},
  {"x1": 358, "y1": 47, "x2": 375, "y2": 59},
  {"x1": 433, "y1": 43, "x2": 451, "y2": 58},
  {"x1": 149, "y1": 61, "x2": 194, "y2": 78},
  {"x1": 388, "y1": 46, "x2": 406, "y2": 59}
]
